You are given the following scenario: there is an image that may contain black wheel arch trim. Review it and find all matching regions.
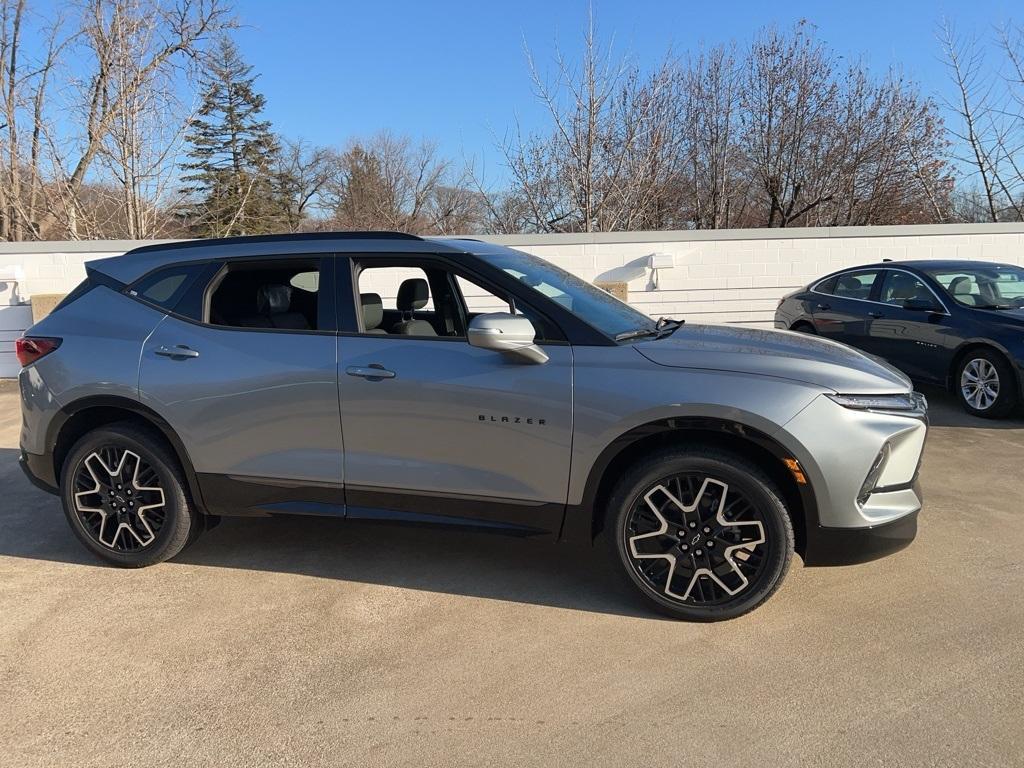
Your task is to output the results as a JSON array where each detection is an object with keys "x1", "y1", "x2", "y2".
[
  {"x1": 561, "y1": 416, "x2": 821, "y2": 553},
  {"x1": 44, "y1": 395, "x2": 210, "y2": 515}
]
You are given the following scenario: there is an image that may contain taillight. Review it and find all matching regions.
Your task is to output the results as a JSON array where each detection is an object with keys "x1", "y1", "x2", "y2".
[{"x1": 15, "y1": 336, "x2": 62, "y2": 367}]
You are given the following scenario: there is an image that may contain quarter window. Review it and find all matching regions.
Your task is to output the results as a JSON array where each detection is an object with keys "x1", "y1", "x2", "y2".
[
  {"x1": 814, "y1": 276, "x2": 838, "y2": 295},
  {"x1": 129, "y1": 263, "x2": 206, "y2": 312}
]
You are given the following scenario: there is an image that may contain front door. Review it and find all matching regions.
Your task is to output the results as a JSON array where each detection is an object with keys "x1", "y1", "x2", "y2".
[
  {"x1": 337, "y1": 256, "x2": 573, "y2": 535},
  {"x1": 864, "y1": 269, "x2": 955, "y2": 383}
]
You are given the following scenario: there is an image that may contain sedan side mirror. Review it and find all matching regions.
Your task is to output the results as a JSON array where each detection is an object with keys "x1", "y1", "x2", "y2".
[
  {"x1": 467, "y1": 313, "x2": 548, "y2": 364},
  {"x1": 902, "y1": 297, "x2": 940, "y2": 312}
]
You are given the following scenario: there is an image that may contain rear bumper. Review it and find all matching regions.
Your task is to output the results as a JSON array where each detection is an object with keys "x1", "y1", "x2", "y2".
[{"x1": 19, "y1": 449, "x2": 58, "y2": 495}]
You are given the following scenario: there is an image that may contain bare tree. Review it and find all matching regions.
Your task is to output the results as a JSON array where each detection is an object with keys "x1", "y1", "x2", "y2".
[
  {"x1": 322, "y1": 131, "x2": 479, "y2": 234},
  {"x1": 677, "y1": 44, "x2": 749, "y2": 228},
  {"x1": 42, "y1": 0, "x2": 232, "y2": 238},
  {"x1": 275, "y1": 138, "x2": 332, "y2": 232},
  {"x1": 939, "y1": 19, "x2": 1024, "y2": 222},
  {"x1": 498, "y1": 14, "x2": 684, "y2": 233},
  {"x1": 92, "y1": 3, "x2": 201, "y2": 238}
]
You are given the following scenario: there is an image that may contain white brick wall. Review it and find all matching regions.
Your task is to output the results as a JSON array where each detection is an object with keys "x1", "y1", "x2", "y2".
[{"x1": 1, "y1": 224, "x2": 1023, "y2": 366}]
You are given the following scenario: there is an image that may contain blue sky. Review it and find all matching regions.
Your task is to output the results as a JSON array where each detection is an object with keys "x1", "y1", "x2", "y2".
[{"x1": 234, "y1": 0, "x2": 1018, "y2": 178}]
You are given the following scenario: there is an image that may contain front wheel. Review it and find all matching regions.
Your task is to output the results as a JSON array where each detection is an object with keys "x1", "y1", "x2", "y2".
[
  {"x1": 606, "y1": 447, "x2": 794, "y2": 621},
  {"x1": 956, "y1": 350, "x2": 1017, "y2": 419},
  {"x1": 60, "y1": 423, "x2": 199, "y2": 567}
]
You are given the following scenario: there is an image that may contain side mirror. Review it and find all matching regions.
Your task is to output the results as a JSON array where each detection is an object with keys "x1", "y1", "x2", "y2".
[
  {"x1": 467, "y1": 313, "x2": 548, "y2": 364},
  {"x1": 902, "y1": 297, "x2": 939, "y2": 312}
]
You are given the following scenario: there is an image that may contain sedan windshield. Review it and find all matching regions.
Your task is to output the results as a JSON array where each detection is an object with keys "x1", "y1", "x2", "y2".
[
  {"x1": 924, "y1": 265, "x2": 1024, "y2": 309},
  {"x1": 476, "y1": 247, "x2": 658, "y2": 339}
]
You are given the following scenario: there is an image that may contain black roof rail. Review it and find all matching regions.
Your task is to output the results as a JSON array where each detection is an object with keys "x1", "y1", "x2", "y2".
[{"x1": 125, "y1": 231, "x2": 423, "y2": 255}]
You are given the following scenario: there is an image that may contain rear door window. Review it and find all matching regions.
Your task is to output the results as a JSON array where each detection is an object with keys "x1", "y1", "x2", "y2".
[
  {"x1": 831, "y1": 271, "x2": 881, "y2": 301},
  {"x1": 206, "y1": 258, "x2": 323, "y2": 331}
]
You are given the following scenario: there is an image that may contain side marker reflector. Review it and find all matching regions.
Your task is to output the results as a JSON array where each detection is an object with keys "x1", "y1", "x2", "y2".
[{"x1": 783, "y1": 458, "x2": 807, "y2": 485}]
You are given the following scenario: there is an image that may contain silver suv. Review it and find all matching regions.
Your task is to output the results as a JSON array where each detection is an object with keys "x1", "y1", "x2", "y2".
[{"x1": 17, "y1": 233, "x2": 927, "y2": 620}]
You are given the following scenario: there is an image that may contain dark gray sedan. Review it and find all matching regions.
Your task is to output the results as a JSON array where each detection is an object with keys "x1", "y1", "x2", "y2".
[{"x1": 776, "y1": 260, "x2": 1024, "y2": 417}]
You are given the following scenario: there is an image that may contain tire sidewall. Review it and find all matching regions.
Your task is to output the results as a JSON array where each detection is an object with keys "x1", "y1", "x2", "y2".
[
  {"x1": 957, "y1": 351, "x2": 1016, "y2": 419},
  {"x1": 609, "y1": 452, "x2": 793, "y2": 621},
  {"x1": 60, "y1": 425, "x2": 193, "y2": 567}
]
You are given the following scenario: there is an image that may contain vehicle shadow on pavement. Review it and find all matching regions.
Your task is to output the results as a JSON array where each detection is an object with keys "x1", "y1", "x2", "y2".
[
  {"x1": 918, "y1": 385, "x2": 1024, "y2": 429},
  {"x1": 0, "y1": 448, "x2": 649, "y2": 618}
]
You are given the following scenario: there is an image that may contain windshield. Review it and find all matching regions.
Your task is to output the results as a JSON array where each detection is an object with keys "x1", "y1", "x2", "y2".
[
  {"x1": 924, "y1": 265, "x2": 1024, "y2": 309},
  {"x1": 476, "y1": 247, "x2": 657, "y2": 338}
]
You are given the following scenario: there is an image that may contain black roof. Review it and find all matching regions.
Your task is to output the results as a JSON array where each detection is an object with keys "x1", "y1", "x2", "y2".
[
  {"x1": 125, "y1": 231, "x2": 423, "y2": 256},
  {"x1": 869, "y1": 259, "x2": 1016, "y2": 271}
]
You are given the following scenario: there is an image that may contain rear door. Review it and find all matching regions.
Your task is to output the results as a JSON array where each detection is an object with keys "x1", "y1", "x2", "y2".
[
  {"x1": 138, "y1": 255, "x2": 345, "y2": 516},
  {"x1": 811, "y1": 269, "x2": 882, "y2": 351}
]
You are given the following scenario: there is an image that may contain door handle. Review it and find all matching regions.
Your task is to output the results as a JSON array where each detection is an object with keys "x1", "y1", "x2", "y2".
[
  {"x1": 346, "y1": 364, "x2": 396, "y2": 380},
  {"x1": 155, "y1": 344, "x2": 199, "y2": 359},
  {"x1": 815, "y1": 303, "x2": 830, "y2": 311},
  {"x1": 867, "y1": 311, "x2": 884, "y2": 319}
]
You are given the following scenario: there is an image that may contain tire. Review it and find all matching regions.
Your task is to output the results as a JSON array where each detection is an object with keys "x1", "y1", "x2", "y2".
[
  {"x1": 956, "y1": 349, "x2": 1017, "y2": 419},
  {"x1": 605, "y1": 447, "x2": 794, "y2": 621},
  {"x1": 59, "y1": 423, "x2": 199, "y2": 567},
  {"x1": 791, "y1": 321, "x2": 816, "y2": 334}
]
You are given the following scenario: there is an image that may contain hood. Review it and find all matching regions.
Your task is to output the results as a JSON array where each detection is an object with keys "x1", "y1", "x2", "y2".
[{"x1": 634, "y1": 325, "x2": 911, "y2": 394}]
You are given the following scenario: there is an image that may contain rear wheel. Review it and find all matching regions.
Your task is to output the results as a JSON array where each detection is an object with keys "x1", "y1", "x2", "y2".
[
  {"x1": 956, "y1": 349, "x2": 1017, "y2": 419},
  {"x1": 60, "y1": 424, "x2": 199, "y2": 567},
  {"x1": 791, "y1": 321, "x2": 816, "y2": 334},
  {"x1": 606, "y1": 447, "x2": 794, "y2": 621}
]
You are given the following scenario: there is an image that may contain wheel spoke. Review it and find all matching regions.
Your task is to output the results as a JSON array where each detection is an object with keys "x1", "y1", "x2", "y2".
[
  {"x1": 626, "y1": 474, "x2": 768, "y2": 606},
  {"x1": 961, "y1": 358, "x2": 1000, "y2": 411},
  {"x1": 72, "y1": 446, "x2": 165, "y2": 552}
]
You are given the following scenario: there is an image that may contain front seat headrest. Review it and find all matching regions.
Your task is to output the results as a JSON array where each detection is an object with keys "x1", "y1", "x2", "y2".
[
  {"x1": 397, "y1": 278, "x2": 430, "y2": 313},
  {"x1": 257, "y1": 284, "x2": 292, "y2": 314},
  {"x1": 950, "y1": 276, "x2": 972, "y2": 295},
  {"x1": 889, "y1": 276, "x2": 914, "y2": 300},
  {"x1": 361, "y1": 292, "x2": 384, "y2": 331}
]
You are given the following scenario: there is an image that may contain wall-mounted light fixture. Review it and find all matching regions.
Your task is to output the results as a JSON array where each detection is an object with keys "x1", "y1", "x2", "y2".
[{"x1": 647, "y1": 252, "x2": 675, "y2": 290}]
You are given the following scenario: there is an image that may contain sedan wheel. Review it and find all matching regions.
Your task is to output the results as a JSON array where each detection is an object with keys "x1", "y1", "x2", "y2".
[
  {"x1": 960, "y1": 358, "x2": 999, "y2": 411},
  {"x1": 956, "y1": 351, "x2": 1017, "y2": 419}
]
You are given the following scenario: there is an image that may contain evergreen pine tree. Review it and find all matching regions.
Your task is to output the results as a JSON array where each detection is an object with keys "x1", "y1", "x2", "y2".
[{"x1": 180, "y1": 37, "x2": 285, "y2": 236}]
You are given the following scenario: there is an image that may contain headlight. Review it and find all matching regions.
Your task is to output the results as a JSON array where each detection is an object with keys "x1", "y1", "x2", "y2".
[{"x1": 827, "y1": 392, "x2": 927, "y2": 413}]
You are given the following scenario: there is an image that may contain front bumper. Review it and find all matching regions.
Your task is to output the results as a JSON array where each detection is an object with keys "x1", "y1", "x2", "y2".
[
  {"x1": 782, "y1": 392, "x2": 926, "y2": 566},
  {"x1": 802, "y1": 481, "x2": 921, "y2": 565},
  {"x1": 20, "y1": 449, "x2": 58, "y2": 495}
]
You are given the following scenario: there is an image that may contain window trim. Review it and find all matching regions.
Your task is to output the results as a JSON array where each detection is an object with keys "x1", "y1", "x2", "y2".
[
  {"x1": 130, "y1": 253, "x2": 338, "y2": 335},
  {"x1": 811, "y1": 267, "x2": 950, "y2": 316}
]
